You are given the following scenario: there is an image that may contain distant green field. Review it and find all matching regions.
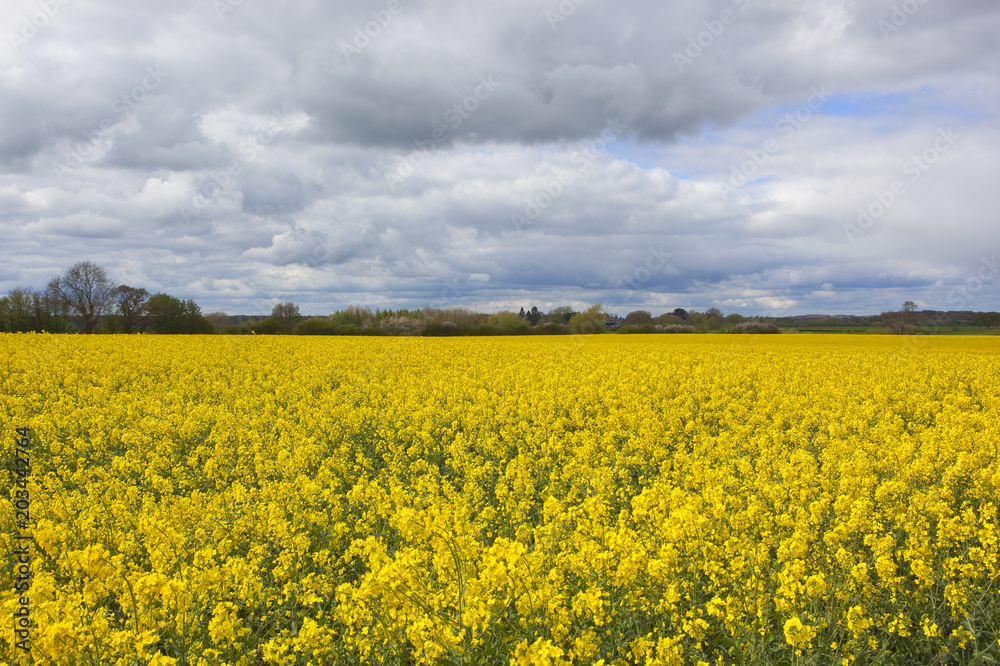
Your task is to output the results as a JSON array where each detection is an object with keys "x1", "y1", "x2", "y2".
[
  {"x1": 788, "y1": 326, "x2": 882, "y2": 334},
  {"x1": 789, "y1": 326, "x2": 1000, "y2": 335},
  {"x1": 913, "y1": 326, "x2": 1000, "y2": 335}
]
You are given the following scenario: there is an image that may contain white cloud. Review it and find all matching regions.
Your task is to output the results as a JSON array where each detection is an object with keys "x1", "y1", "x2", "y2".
[{"x1": 2, "y1": 0, "x2": 999, "y2": 314}]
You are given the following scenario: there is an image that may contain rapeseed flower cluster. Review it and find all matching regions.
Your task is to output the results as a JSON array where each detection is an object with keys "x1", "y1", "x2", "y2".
[{"x1": 1, "y1": 333, "x2": 998, "y2": 664}]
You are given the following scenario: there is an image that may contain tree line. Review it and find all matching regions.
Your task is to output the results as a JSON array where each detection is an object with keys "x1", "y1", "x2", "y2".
[
  {"x1": 2, "y1": 261, "x2": 763, "y2": 335},
  {"x1": 878, "y1": 301, "x2": 1000, "y2": 334},
  {"x1": 6, "y1": 261, "x2": 996, "y2": 336},
  {"x1": 0, "y1": 261, "x2": 214, "y2": 334},
  {"x1": 244, "y1": 303, "x2": 753, "y2": 336}
]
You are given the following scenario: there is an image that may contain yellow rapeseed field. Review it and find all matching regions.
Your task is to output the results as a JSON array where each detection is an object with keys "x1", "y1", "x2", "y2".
[{"x1": 1, "y1": 333, "x2": 998, "y2": 665}]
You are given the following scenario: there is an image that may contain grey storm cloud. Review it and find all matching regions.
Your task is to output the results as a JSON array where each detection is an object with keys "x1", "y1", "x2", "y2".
[{"x1": 1, "y1": 0, "x2": 999, "y2": 315}]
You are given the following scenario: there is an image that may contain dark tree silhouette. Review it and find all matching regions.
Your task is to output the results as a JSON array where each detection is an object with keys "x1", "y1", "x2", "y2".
[
  {"x1": 114, "y1": 285, "x2": 150, "y2": 333},
  {"x1": 975, "y1": 312, "x2": 1000, "y2": 329},
  {"x1": 47, "y1": 261, "x2": 117, "y2": 333},
  {"x1": 145, "y1": 293, "x2": 213, "y2": 334},
  {"x1": 271, "y1": 302, "x2": 301, "y2": 334}
]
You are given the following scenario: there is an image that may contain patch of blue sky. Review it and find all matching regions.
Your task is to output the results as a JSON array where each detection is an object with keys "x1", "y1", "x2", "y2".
[
  {"x1": 602, "y1": 137, "x2": 659, "y2": 169},
  {"x1": 581, "y1": 87, "x2": 978, "y2": 177},
  {"x1": 746, "y1": 174, "x2": 780, "y2": 186},
  {"x1": 723, "y1": 90, "x2": 919, "y2": 130},
  {"x1": 603, "y1": 136, "x2": 705, "y2": 174},
  {"x1": 811, "y1": 91, "x2": 915, "y2": 117},
  {"x1": 768, "y1": 87, "x2": 979, "y2": 121}
]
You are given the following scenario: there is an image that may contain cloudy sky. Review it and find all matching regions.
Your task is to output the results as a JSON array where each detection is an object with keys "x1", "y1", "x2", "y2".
[{"x1": 2, "y1": 0, "x2": 998, "y2": 317}]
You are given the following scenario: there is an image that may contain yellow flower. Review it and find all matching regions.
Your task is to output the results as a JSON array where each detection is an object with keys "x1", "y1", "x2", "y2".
[
  {"x1": 3, "y1": 333, "x2": 998, "y2": 664},
  {"x1": 784, "y1": 616, "x2": 817, "y2": 648},
  {"x1": 514, "y1": 638, "x2": 565, "y2": 666},
  {"x1": 952, "y1": 625, "x2": 975, "y2": 649},
  {"x1": 847, "y1": 606, "x2": 873, "y2": 636},
  {"x1": 208, "y1": 602, "x2": 249, "y2": 647}
]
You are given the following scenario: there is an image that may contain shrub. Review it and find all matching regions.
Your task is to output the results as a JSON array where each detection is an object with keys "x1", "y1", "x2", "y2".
[
  {"x1": 619, "y1": 323, "x2": 658, "y2": 334},
  {"x1": 724, "y1": 321, "x2": 782, "y2": 334},
  {"x1": 659, "y1": 324, "x2": 696, "y2": 333}
]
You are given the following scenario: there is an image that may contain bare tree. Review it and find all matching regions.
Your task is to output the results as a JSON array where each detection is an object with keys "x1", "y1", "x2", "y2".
[
  {"x1": 882, "y1": 302, "x2": 916, "y2": 335},
  {"x1": 205, "y1": 312, "x2": 231, "y2": 332},
  {"x1": 48, "y1": 261, "x2": 117, "y2": 333}
]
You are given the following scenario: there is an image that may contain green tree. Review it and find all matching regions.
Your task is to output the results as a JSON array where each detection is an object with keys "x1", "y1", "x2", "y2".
[
  {"x1": 975, "y1": 312, "x2": 1000, "y2": 329},
  {"x1": 624, "y1": 310, "x2": 653, "y2": 326},
  {"x1": 346, "y1": 305, "x2": 374, "y2": 327},
  {"x1": 180, "y1": 299, "x2": 214, "y2": 334},
  {"x1": 688, "y1": 311, "x2": 712, "y2": 332},
  {"x1": 270, "y1": 302, "x2": 302, "y2": 334},
  {"x1": 33, "y1": 289, "x2": 72, "y2": 332},
  {"x1": 568, "y1": 303, "x2": 608, "y2": 334},
  {"x1": 655, "y1": 313, "x2": 684, "y2": 326},
  {"x1": 703, "y1": 307, "x2": 724, "y2": 330},
  {"x1": 545, "y1": 306, "x2": 575, "y2": 325},
  {"x1": 102, "y1": 316, "x2": 125, "y2": 334},
  {"x1": 146, "y1": 293, "x2": 213, "y2": 334},
  {"x1": 0, "y1": 288, "x2": 70, "y2": 332},
  {"x1": 526, "y1": 306, "x2": 542, "y2": 326},
  {"x1": 145, "y1": 293, "x2": 183, "y2": 333},
  {"x1": 487, "y1": 310, "x2": 527, "y2": 333},
  {"x1": 0, "y1": 288, "x2": 34, "y2": 332},
  {"x1": 296, "y1": 316, "x2": 338, "y2": 335}
]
